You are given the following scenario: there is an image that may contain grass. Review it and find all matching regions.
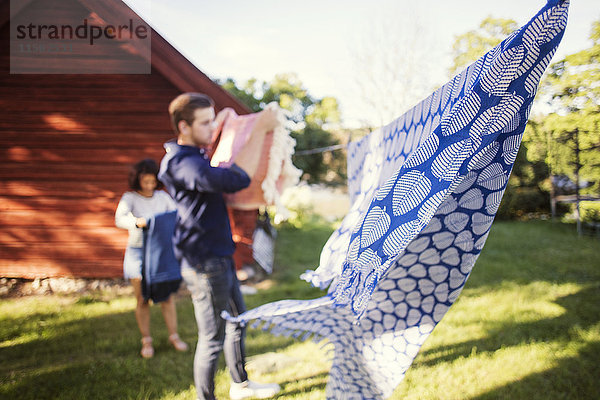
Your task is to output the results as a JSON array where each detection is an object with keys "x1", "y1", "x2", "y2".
[{"x1": 1, "y1": 219, "x2": 599, "y2": 399}]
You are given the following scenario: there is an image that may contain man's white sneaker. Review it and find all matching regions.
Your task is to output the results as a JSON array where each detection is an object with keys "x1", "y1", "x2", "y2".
[
  {"x1": 229, "y1": 380, "x2": 281, "y2": 399},
  {"x1": 239, "y1": 285, "x2": 258, "y2": 295}
]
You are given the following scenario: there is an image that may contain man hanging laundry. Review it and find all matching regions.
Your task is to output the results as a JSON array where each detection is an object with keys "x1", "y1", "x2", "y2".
[{"x1": 158, "y1": 92, "x2": 281, "y2": 400}]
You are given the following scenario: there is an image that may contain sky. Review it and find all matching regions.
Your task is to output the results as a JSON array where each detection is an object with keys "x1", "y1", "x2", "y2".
[{"x1": 123, "y1": 0, "x2": 599, "y2": 127}]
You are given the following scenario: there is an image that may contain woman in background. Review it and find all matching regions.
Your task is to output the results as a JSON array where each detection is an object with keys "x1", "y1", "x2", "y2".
[{"x1": 115, "y1": 159, "x2": 188, "y2": 358}]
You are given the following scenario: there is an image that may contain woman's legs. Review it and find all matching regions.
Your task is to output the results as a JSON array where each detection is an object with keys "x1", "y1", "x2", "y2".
[
  {"x1": 161, "y1": 295, "x2": 189, "y2": 351},
  {"x1": 131, "y1": 278, "x2": 153, "y2": 358},
  {"x1": 160, "y1": 295, "x2": 178, "y2": 335},
  {"x1": 131, "y1": 278, "x2": 151, "y2": 336}
]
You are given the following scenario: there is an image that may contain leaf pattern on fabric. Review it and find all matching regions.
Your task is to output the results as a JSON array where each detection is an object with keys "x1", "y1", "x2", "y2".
[
  {"x1": 431, "y1": 138, "x2": 475, "y2": 181},
  {"x1": 468, "y1": 141, "x2": 500, "y2": 170},
  {"x1": 477, "y1": 163, "x2": 508, "y2": 190},
  {"x1": 525, "y1": 50, "x2": 556, "y2": 95},
  {"x1": 392, "y1": 171, "x2": 432, "y2": 216},
  {"x1": 502, "y1": 133, "x2": 523, "y2": 165},
  {"x1": 458, "y1": 188, "x2": 485, "y2": 210},
  {"x1": 470, "y1": 93, "x2": 525, "y2": 138},
  {"x1": 360, "y1": 206, "x2": 392, "y2": 248},
  {"x1": 444, "y1": 212, "x2": 471, "y2": 233},
  {"x1": 433, "y1": 231, "x2": 455, "y2": 250},
  {"x1": 480, "y1": 45, "x2": 525, "y2": 94},
  {"x1": 381, "y1": 220, "x2": 419, "y2": 257},
  {"x1": 417, "y1": 190, "x2": 449, "y2": 223},
  {"x1": 501, "y1": 112, "x2": 521, "y2": 134},
  {"x1": 486, "y1": 190, "x2": 504, "y2": 215},
  {"x1": 472, "y1": 212, "x2": 495, "y2": 236},
  {"x1": 404, "y1": 134, "x2": 440, "y2": 168},
  {"x1": 454, "y1": 231, "x2": 475, "y2": 252},
  {"x1": 223, "y1": 3, "x2": 569, "y2": 399},
  {"x1": 454, "y1": 171, "x2": 479, "y2": 194},
  {"x1": 440, "y1": 92, "x2": 482, "y2": 136}
]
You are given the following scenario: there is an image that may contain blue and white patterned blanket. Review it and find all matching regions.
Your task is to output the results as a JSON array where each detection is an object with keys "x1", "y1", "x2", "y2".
[{"x1": 225, "y1": 1, "x2": 569, "y2": 398}]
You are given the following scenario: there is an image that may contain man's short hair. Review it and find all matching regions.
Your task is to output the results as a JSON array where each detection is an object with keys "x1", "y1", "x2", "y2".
[{"x1": 168, "y1": 93, "x2": 215, "y2": 134}]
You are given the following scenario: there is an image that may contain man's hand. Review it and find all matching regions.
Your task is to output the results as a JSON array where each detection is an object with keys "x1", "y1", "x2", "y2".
[
  {"x1": 135, "y1": 217, "x2": 147, "y2": 228},
  {"x1": 233, "y1": 107, "x2": 280, "y2": 176},
  {"x1": 215, "y1": 107, "x2": 235, "y2": 127},
  {"x1": 254, "y1": 107, "x2": 279, "y2": 132}
]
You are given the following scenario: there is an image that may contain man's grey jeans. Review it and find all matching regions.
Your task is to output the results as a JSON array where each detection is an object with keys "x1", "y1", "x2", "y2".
[{"x1": 181, "y1": 256, "x2": 248, "y2": 400}]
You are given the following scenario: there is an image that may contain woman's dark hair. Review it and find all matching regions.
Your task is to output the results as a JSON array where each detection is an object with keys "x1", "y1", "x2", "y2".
[{"x1": 128, "y1": 159, "x2": 164, "y2": 191}]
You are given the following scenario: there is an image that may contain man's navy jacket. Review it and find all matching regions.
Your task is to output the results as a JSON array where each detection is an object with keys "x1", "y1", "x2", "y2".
[{"x1": 158, "y1": 140, "x2": 250, "y2": 270}]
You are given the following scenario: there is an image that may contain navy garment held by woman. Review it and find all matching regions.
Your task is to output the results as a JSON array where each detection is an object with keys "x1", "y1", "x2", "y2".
[{"x1": 142, "y1": 210, "x2": 182, "y2": 302}]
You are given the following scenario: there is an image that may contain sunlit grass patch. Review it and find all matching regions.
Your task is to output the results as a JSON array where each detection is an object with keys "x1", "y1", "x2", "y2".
[
  {"x1": 393, "y1": 280, "x2": 599, "y2": 399},
  {"x1": 1, "y1": 220, "x2": 598, "y2": 399}
]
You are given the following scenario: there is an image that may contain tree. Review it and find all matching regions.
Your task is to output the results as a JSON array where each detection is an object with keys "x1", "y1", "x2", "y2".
[
  {"x1": 544, "y1": 20, "x2": 600, "y2": 114},
  {"x1": 219, "y1": 74, "x2": 345, "y2": 184},
  {"x1": 350, "y1": 3, "x2": 444, "y2": 128},
  {"x1": 220, "y1": 77, "x2": 263, "y2": 112},
  {"x1": 526, "y1": 19, "x2": 600, "y2": 229},
  {"x1": 449, "y1": 16, "x2": 519, "y2": 75},
  {"x1": 541, "y1": 20, "x2": 600, "y2": 193}
]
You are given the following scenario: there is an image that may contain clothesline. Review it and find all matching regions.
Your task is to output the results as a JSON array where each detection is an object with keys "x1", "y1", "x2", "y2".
[{"x1": 294, "y1": 143, "x2": 347, "y2": 156}]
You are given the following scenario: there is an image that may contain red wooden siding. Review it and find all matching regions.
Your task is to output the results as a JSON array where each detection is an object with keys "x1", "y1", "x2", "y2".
[
  {"x1": 0, "y1": 0, "x2": 249, "y2": 278},
  {"x1": 0, "y1": 71, "x2": 181, "y2": 277},
  {"x1": 229, "y1": 209, "x2": 258, "y2": 271}
]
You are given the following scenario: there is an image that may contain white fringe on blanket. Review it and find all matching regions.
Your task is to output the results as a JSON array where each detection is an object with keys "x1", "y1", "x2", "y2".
[
  {"x1": 211, "y1": 103, "x2": 302, "y2": 221},
  {"x1": 261, "y1": 102, "x2": 303, "y2": 222}
]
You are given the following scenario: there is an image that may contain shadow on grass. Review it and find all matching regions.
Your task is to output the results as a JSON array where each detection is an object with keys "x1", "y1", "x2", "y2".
[
  {"x1": 470, "y1": 340, "x2": 600, "y2": 400},
  {"x1": 245, "y1": 328, "x2": 298, "y2": 357},
  {"x1": 465, "y1": 221, "x2": 600, "y2": 290},
  {"x1": 6, "y1": 220, "x2": 596, "y2": 399},
  {"x1": 413, "y1": 285, "x2": 600, "y2": 399},
  {"x1": 418, "y1": 285, "x2": 600, "y2": 367},
  {"x1": 1, "y1": 304, "x2": 197, "y2": 400},
  {"x1": 0, "y1": 217, "x2": 333, "y2": 400},
  {"x1": 0, "y1": 294, "x2": 315, "y2": 400},
  {"x1": 3, "y1": 358, "x2": 194, "y2": 400},
  {"x1": 276, "y1": 371, "x2": 329, "y2": 398}
]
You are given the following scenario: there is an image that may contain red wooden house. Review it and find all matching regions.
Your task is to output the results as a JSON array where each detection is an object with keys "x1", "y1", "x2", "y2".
[{"x1": 0, "y1": 0, "x2": 254, "y2": 278}]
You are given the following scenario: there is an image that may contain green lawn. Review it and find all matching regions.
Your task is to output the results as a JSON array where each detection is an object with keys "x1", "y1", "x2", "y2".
[{"x1": 1, "y1": 220, "x2": 598, "y2": 399}]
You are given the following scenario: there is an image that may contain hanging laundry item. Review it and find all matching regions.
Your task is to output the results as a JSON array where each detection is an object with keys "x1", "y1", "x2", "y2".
[
  {"x1": 225, "y1": 1, "x2": 569, "y2": 399},
  {"x1": 210, "y1": 103, "x2": 302, "y2": 221},
  {"x1": 252, "y1": 211, "x2": 277, "y2": 274}
]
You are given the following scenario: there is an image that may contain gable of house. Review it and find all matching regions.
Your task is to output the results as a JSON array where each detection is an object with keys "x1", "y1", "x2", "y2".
[{"x1": 0, "y1": 0, "x2": 249, "y2": 278}]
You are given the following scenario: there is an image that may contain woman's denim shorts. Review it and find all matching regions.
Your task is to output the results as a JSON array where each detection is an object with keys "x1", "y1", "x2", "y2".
[{"x1": 123, "y1": 246, "x2": 143, "y2": 280}]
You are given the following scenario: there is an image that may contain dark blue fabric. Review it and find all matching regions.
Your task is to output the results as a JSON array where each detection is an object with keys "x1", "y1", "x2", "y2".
[
  {"x1": 142, "y1": 210, "x2": 182, "y2": 302},
  {"x1": 158, "y1": 140, "x2": 251, "y2": 269}
]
